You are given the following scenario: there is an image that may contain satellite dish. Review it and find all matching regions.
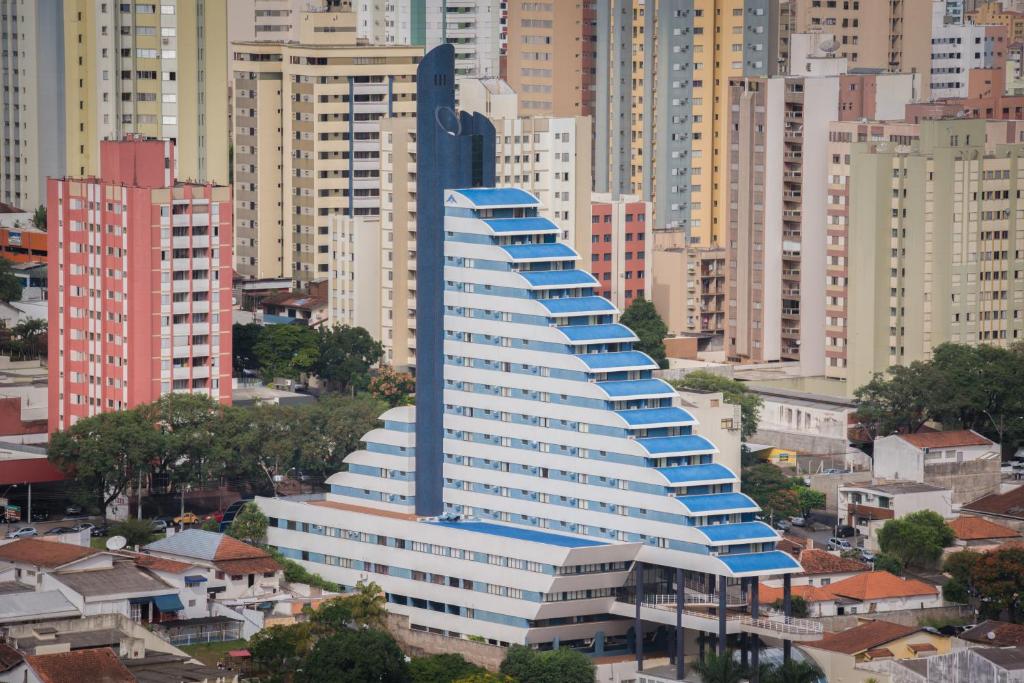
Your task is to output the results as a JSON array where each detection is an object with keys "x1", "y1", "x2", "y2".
[
  {"x1": 819, "y1": 39, "x2": 839, "y2": 54},
  {"x1": 106, "y1": 535, "x2": 128, "y2": 551}
]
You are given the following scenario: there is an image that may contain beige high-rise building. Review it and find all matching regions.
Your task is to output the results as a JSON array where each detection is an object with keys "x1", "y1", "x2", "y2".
[
  {"x1": 232, "y1": 9, "x2": 421, "y2": 281},
  {"x1": 791, "y1": 0, "x2": 933, "y2": 96},
  {"x1": 835, "y1": 118, "x2": 1024, "y2": 390},
  {"x1": 503, "y1": 0, "x2": 596, "y2": 118},
  {"x1": 329, "y1": 80, "x2": 592, "y2": 369},
  {"x1": 63, "y1": 0, "x2": 229, "y2": 184}
]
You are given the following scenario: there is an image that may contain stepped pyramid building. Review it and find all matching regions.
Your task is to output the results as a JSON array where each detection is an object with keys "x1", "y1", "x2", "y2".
[{"x1": 257, "y1": 46, "x2": 815, "y2": 678}]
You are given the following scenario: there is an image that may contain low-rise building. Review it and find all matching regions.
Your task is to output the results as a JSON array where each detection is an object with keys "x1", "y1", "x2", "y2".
[
  {"x1": 963, "y1": 485, "x2": 1024, "y2": 532},
  {"x1": 763, "y1": 548, "x2": 870, "y2": 589},
  {"x1": 760, "y1": 571, "x2": 941, "y2": 619},
  {"x1": 948, "y1": 515, "x2": 1021, "y2": 548},
  {"x1": 872, "y1": 431, "x2": 1001, "y2": 505},
  {"x1": 749, "y1": 386, "x2": 857, "y2": 456},
  {"x1": 258, "y1": 285, "x2": 329, "y2": 327},
  {"x1": 801, "y1": 619, "x2": 952, "y2": 683},
  {"x1": 891, "y1": 645, "x2": 1024, "y2": 683},
  {"x1": 959, "y1": 620, "x2": 1024, "y2": 648},
  {"x1": 839, "y1": 481, "x2": 953, "y2": 539}
]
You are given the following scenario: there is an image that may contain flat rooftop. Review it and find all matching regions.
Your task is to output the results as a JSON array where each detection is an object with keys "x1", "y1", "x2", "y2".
[
  {"x1": 310, "y1": 499, "x2": 419, "y2": 521},
  {"x1": 843, "y1": 480, "x2": 949, "y2": 495}
]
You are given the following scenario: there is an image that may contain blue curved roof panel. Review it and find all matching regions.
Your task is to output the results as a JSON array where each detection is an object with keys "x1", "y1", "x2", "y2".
[
  {"x1": 676, "y1": 492, "x2": 758, "y2": 514},
  {"x1": 638, "y1": 434, "x2": 717, "y2": 455},
  {"x1": 719, "y1": 551, "x2": 802, "y2": 574},
  {"x1": 597, "y1": 379, "x2": 675, "y2": 397},
  {"x1": 656, "y1": 463, "x2": 736, "y2": 484},
  {"x1": 558, "y1": 323, "x2": 636, "y2": 342},
  {"x1": 501, "y1": 243, "x2": 577, "y2": 260},
  {"x1": 697, "y1": 522, "x2": 777, "y2": 543},
  {"x1": 450, "y1": 188, "x2": 539, "y2": 207},
  {"x1": 484, "y1": 217, "x2": 559, "y2": 233},
  {"x1": 538, "y1": 296, "x2": 616, "y2": 314},
  {"x1": 520, "y1": 270, "x2": 598, "y2": 287},
  {"x1": 575, "y1": 351, "x2": 657, "y2": 370},
  {"x1": 428, "y1": 520, "x2": 605, "y2": 548},
  {"x1": 616, "y1": 406, "x2": 695, "y2": 426}
]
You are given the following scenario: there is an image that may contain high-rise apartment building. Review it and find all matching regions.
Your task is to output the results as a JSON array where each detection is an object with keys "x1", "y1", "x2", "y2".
[
  {"x1": 791, "y1": 0, "x2": 933, "y2": 96},
  {"x1": 329, "y1": 78, "x2": 592, "y2": 369},
  {"x1": 827, "y1": 118, "x2": 1024, "y2": 389},
  {"x1": 47, "y1": 138, "x2": 233, "y2": 434},
  {"x1": 503, "y1": 0, "x2": 597, "y2": 118},
  {"x1": 726, "y1": 71, "x2": 918, "y2": 372},
  {"x1": 357, "y1": 0, "x2": 427, "y2": 44},
  {"x1": 62, "y1": 0, "x2": 229, "y2": 185},
  {"x1": 931, "y1": 10, "x2": 1007, "y2": 100},
  {"x1": 595, "y1": 0, "x2": 780, "y2": 246},
  {"x1": 0, "y1": 1, "x2": 66, "y2": 211},
  {"x1": 231, "y1": 9, "x2": 421, "y2": 281},
  {"x1": 968, "y1": 2, "x2": 1024, "y2": 44},
  {"x1": 425, "y1": 0, "x2": 503, "y2": 79},
  {"x1": 652, "y1": 231, "x2": 727, "y2": 339},
  {"x1": 587, "y1": 194, "x2": 652, "y2": 310}
]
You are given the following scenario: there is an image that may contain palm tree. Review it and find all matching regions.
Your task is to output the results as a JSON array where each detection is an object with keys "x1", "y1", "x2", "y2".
[
  {"x1": 693, "y1": 650, "x2": 745, "y2": 683},
  {"x1": 347, "y1": 579, "x2": 387, "y2": 629},
  {"x1": 762, "y1": 659, "x2": 823, "y2": 683}
]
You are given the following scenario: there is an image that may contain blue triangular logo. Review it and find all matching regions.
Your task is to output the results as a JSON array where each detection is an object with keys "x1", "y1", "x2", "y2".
[{"x1": 446, "y1": 193, "x2": 456, "y2": 204}]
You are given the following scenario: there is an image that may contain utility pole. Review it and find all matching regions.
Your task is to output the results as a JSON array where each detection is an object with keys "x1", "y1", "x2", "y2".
[{"x1": 137, "y1": 471, "x2": 143, "y2": 520}]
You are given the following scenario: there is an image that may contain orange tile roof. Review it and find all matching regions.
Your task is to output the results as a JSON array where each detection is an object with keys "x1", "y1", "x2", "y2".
[
  {"x1": 827, "y1": 571, "x2": 939, "y2": 601},
  {"x1": 960, "y1": 620, "x2": 1024, "y2": 647},
  {"x1": 213, "y1": 535, "x2": 272, "y2": 562},
  {"x1": 899, "y1": 429, "x2": 993, "y2": 449},
  {"x1": 907, "y1": 642, "x2": 937, "y2": 653},
  {"x1": 865, "y1": 647, "x2": 895, "y2": 659},
  {"x1": 0, "y1": 539, "x2": 98, "y2": 568},
  {"x1": 758, "y1": 582, "x2": 838, "y2": 604},
  {"x1": 310, "y1": 499, "x2": 419, "y2": 520},
  {"x1": 798, "y1": 549, "x2": 871, "y2": 575},
  {"x1": 949, "y1": 515, "x2": 1020, "y2": 541},
  {"x1": 215, "y1": 557, "x2": 282, "y2": 576},
  {"x1": 129, "y1": 552, "x2": 196, "y2": 574},
  {"x1": 807, "y1": 620, "x2": 920, "y2": 655},
  {"x1": 25, "y1": 648, "x2": 134, "y2": 683}
]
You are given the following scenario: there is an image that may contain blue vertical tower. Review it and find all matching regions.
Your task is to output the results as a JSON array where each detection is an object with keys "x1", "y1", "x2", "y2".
[{"x1": 414, "y1": 44, "x2": 497, "y2": 516}]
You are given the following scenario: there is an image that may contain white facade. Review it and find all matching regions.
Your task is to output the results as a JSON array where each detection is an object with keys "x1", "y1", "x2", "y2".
[
  {"x1": 425, "y1": 0, "x2": 502, "y2": 80},
  {"x1": 357, "y1": 0, "x2": 421, "y2": 45},
  {"x1": 328, "y1": 214, "x2": 382, "y2": 335},
  {"x1": 931, "y1": 1, "x2": 997, "y2": 99},
  {"x1": 839, "y1": 482, "x2": 954, "y2": 538},
  {"x1": 873, "y1": 433, "x2": 999, "y2": 483},
  {"x1": 258, "y1": 187, "x2": 812, "y2": 651}
]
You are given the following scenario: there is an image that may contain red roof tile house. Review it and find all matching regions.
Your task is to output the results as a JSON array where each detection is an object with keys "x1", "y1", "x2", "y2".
[
  {"x1": 948, "y1": 515, "x2": 1021, "y2": 547},
  {"x1": 801, "y1": 619, "x2": 952, "y2": 682},
  {"x1": 873, "y1": 430, "x2": 1000, "y2": 504},
  {"x1": 763, "y1": 549, "x2": 870, "y2": 590},
  {"x1": 759, "y1": 571, "x2": 942, "y2": 618},
  {"x1": 963, "y1": 484, "x2": 1024, "y2": 531}
]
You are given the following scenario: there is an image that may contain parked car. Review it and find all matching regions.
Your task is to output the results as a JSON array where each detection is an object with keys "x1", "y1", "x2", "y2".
[
  {"x1": 836, "y1": 525, "x2": 857, "y2": 538},
  {"x1": 174, "y1": 512, "x2": 199, "y2": 526},
  {"x1": 30, "y1": 511, "x2": 49, "y2": 522},
  {"x1": 64, "y1": 505, "x2": 83, "y2": 516},
  {"x1": 72, "y1": 523, "x2": 96, "y2": 534},
  {"x1": 776, "y1": 519, "x2": 792, "y2": 531},
  {"x1": 5, "y1": 526, "x2": 37, "y2": 539},
  {"x1": 203, "y1": 512, "x2": 225, "y2": 523},
  {"x1": 860, "y1": 549, "x2": 876, "y2": 563},
  {"x1": 828, "y1": 537, "x2": 854, "y2": 551},
  {"x1": 45, "y1": 526, "x2": 76, "y2": 536},
  {"x1": 151, "y1": 519, "x2": 169, "y2": 532},
  {"x1": 790, "y1": 516, "x2": 807, "y2": 527},
  {"x1": 90, "y1": 525, "x2": 109, "y2": 538}
]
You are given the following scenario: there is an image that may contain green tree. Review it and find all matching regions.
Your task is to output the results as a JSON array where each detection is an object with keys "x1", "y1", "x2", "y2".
[
  {"x1": 453, "y1": 675, "x2": 512, "y2": 683},
  {"x1": 314, "y1": 324, "x2": 384, "y2": 394},
  {"x1": 232, "y1": 323, "x2": 264, "y2": 374},
  {"x1": 250, "y1": 623, "x2": 313, "y2": 678},
  {"x1": 944, "y1": 550, "x2": 982, "y2": 588},
  {"x1": 853, "y1": 362, "x2": 936, "y2": 440},
  {"x1": 214, "y1": 403, "x2": 301, "y2": 495},
  {"x1": 31, "y1": 205, "x2": 46, "y2": 230},
  {"x1": 227, "y1": 502, "x2": 269, "y2": 546},
  {"x1": 294, "y1": 394, "x2": 385, "y2": 478},
  {"x1": 741, "y1": 463, "x2": 800, "y2": 521},
  {"x1": 872, "y1": 553, "x2": 904, "y2": 576},
  {"x1": 691, "y1": 650, "x2": 745, "y2": 683},
  {"x1": 0, "y1": 257, "x2": 22, "y2": 302},
  {"x1": 253, "y1": 323, "x2": 319, "y2": 381},
  {"x1": 5, "y1": 318, "x2": 46, "y2": 359},
  {"x1": 298, "y1": 629, "x2": 410, "y2": 683},
  {"x1": 408, "y1": 654, "x2": 483, "y2": 683},
  {"x1": 48, "y1": 409, "x2": 160, "y2": 514},
  {"x1": 672, "y1": 371, "x2": 764, "y2": 439},
  {"x1": 969, "y1": 546, "x2": 1024, "y2": 621},
  {"x1": 309, "y1": 596, "x2": 354, "y2": 636},
  {"x1": 144, "y1": 393, "x2": 222, "y2": 493},
  {"x1": 499, "y1": 645, "x2": 594, "y2": 683},
  {"x1": 346, "y1": 579, "x2": 387, "y2": 629},
  {"x1": 793, "y1": 486, "x2": 826, "y2": 518},
  {"x1": 770, "y1": 596, "x2": 809, "y2": 618},
  {"x1": 762, "y1": 660, "x2": 823, "y2": 683},
  {"x1": 618, "y1": 297, "x2": 668, "y2": 369},
  {"x1": 370, "y1": 365, "x2": 416, "y2": 407},
  {"x1": 877, "y1": 510, "x2": 955, "y2": 569},
  {"x1": 109, "y1": 518, "x2": 157, "y2": 547}
]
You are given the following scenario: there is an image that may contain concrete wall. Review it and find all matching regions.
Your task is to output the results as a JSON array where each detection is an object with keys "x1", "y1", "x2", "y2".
[
  {"x1": 924, "y1": 459, "x2": 1001, "y2": 506},
  {"x1": 751, "y1": 427, "x2": 849, "y2": 456},
  {"x1": 385, "y1": 613, "x2": 508, "y2": 671},
  {"x1": 813, "y1": 604, "x2": 973, "y2": 634},
  {"x1": 808, "y1": 472, "x2": 869, "y2": 514}
]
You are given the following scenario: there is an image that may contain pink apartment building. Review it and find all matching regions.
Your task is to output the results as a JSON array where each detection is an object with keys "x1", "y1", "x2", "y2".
[{"x1": 47, "y1": 138, "x2": 232, "y2": 434}]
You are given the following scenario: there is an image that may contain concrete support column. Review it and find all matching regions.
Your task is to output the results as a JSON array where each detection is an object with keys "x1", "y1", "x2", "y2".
[
  {"x1": 676, "y1": 567, "x2": 685, "y2": 680},
  {"x1": 783, "y1": 573, "x2": 792, "y2": 663},
  {"x1": 635, "y1": 561, "x2": 644, "y2": 671},
  {"x1": 751, "y1": 580, "x2": 760, "y2": 683},
  {"x1": 718, "y1": 575, "x2": 727, "y2": 656}
]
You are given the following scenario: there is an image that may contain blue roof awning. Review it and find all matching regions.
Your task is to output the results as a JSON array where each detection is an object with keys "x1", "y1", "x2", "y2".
[
  {"x1": 153, "y1": 593, "x2": 185, "y2": 613},
  {"x1": 638, "y1": 434, "x2": 717, "y2": 455},
  {"x1": 501, "y1": 243, "x2": 577, "y2": 260},
  {"x1": 576, "y1": 351, "x2": 657, "y2": 370},
  {"x1": 538, "y1": 296, "x2": 615, "y2": 314},
  {"x1": 520, "y1": 269, "x2": 598, "y2": 287},
  {"x1": 657, "y1": 463, "x2": 736, "y2": 484},
  {"x1": 184, "y1": 575, "x2": 208, "y2": 585},
  {"x1": 428, "y1": 521, "x2": 606, "y2": 548},
  {"x1": 558, "y1": 323, "x2": 636, "y2": 342},
  {"x1": 696, "y1": 522, "x2": 778, "y2": 543},
  {"x1": 449, "y1": 188, "x2": 538, "y2": 207},
  {"x1": 597, "y1": 378, "x2": 675, "y2": 398},
  {"x1": 676, "y1": 492, "x2": 759, "y2": 514},
  {"x1": 484, "y1": 216, "x2": 559, "y2": 234},
  {"x1": 719, "y1": 551, "x2": 802, "y2": 575},
  {"x1": 616, "y1": 406, "x2": 694, "y2": 427}
]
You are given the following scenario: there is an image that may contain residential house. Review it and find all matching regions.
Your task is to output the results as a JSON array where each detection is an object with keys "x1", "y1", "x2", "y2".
[
  {"x1": 0, "y1": 539, "x2": 100, "y2": 587},
  {"x1": 764, "y1": 548, "x2": 870, "y2": 589},
  {"x1": 958, "y1": 620, "x2": 1024, "y2": 648},
  {"x1": 963, "y1": 485, "x2": 1024, "y2": 532},
  {"x1": 801, "y1": 619, "x2": 952, "y2": 683},
  {"x1": 258, "y1": 286, "x2": 328, "y2": 327},
  {"x1": 838, "y1": 481, "x2": 953, "y2": 545},
  {"x1": 948, "y1": 516, "x2": 1021, "y2": 549},
  {"x1": 760, "y1": 571, "x2": 941, "y2": 618},
  {"x1": 142, "y1": 530, "x2": 283, "y2": 602},
  {"x1": 891, "y1": 645, "x2": 1024, "y2": 683},
  {"x1": 873, "y1": 430, "x2": 1001, "y2": 505},
  {"x1": 0, "y1": 647, "x2": 135, "y2": 683},
  {"x1": 0, "y1": 583, "x2": 79, "y2": 626}
]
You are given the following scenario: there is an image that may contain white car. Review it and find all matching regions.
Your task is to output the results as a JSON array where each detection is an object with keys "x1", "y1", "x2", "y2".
[{"x1": 5, "y1": 526, "x2": 37, "y2": 539}]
